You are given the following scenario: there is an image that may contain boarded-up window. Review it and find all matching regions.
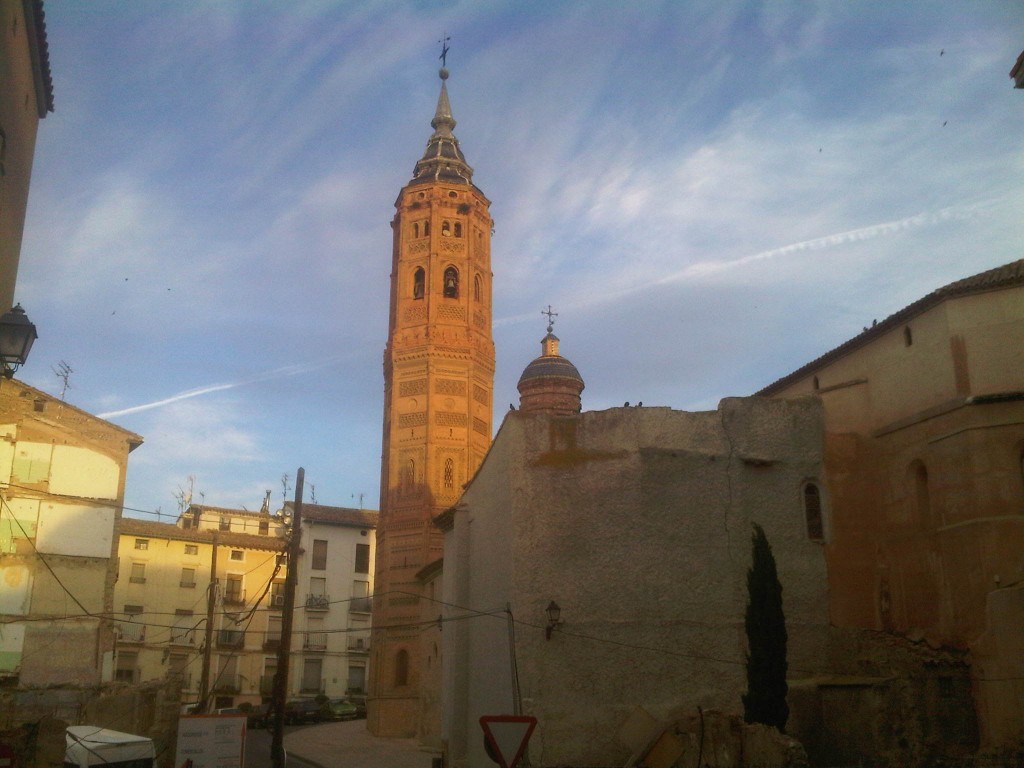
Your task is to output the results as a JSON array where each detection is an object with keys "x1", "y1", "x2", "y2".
[
  {"x1": 355, "y1": 543, "x2": 370, "y2": 574},
  {"x1": 301, "y1": 658, "x2": 323, "y2": 693},
  {"x1": 312, "y1": 539, "x2": 327, "y2": 570},
  {"x1": 12, "y1": 443, "x2": 50, "y2": 484}
]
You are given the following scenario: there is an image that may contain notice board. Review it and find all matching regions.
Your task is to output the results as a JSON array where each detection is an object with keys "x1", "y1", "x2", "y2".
[{"x1": 174, "y1": 715, "x2": 246, "y2": 768}]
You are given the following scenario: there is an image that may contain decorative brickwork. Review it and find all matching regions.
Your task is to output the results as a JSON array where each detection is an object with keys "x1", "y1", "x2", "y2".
[
  {"x1": 435, "y1": 379, "x2": 466, "y2": 396},
  {"x1": 399, "y1": 379, "x2": 427, "y2": 397}
]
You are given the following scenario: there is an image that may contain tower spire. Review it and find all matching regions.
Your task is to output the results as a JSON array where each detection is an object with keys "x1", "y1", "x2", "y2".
[{"x1": 411, "y1": 65, "x2": 474, "y2": 185}]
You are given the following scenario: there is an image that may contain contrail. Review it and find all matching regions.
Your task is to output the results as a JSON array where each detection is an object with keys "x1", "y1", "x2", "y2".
[
  {"x1": 98, "y1": 359, "x2": 341, "y2": 419},
  {"x1": 495, "y1": 199, "x2": 991, "y2": 326}
]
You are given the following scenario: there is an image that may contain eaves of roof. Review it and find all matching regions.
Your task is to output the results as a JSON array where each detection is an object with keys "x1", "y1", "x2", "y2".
[
  {"x1": 25, "y1": 0, "x2": 54, "y2": 115},
  {"x1": 756, "y1": 258, "x2": 1024, "y2": 396},
  {"x1": 119, "y1": 516, "x2": 286, "y2": 552},
  {"x1": 286, "y1": 502, "x2": 379, "y2": 528}
]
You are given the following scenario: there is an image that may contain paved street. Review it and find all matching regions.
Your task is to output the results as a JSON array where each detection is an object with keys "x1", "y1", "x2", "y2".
[{"x1": 246, "y1": 719, "x2": 433, "y2": 768}]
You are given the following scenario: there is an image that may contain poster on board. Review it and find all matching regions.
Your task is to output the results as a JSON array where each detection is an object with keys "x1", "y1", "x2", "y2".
[{"x1": 174, "y1": 715, "x2": 246, "y2": 768}]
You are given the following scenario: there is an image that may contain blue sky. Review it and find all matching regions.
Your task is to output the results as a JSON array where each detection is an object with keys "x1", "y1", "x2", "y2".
[{"x1": 15, "y1": 1, "x2": 1024, "y2": 519}]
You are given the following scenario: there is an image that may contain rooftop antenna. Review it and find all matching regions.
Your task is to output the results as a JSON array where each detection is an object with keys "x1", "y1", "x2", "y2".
[
  {"x1": 352, "y1": 492, "x2": 365, "y2": 509},
  {"x1": 281, "y1": 473, "x2": 292, "y2": 509},
  {"x1": 53, "y1": 360, "x2": 72, "y2": 403},
  {"x1": 309, "y1": 483, "x2": 317, "y2": 505}
]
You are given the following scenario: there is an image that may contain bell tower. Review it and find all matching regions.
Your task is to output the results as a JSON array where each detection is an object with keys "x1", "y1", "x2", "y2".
[{"x1": 368, "y1": 65, "x2": 494, "y2": 737}]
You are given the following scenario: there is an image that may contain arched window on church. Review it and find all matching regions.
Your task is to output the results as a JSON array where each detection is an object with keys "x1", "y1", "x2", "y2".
[
  {"x1": 473, "y1": 274, "x2": 482, "y2": 302},
  {"x1": 444, "y1": 458, "x2": 454, "y2": 490},
  {"x1": 403, "y1": 459, "x2": 415, "y2": 491},
  {"x1": 454, "y1": 222, "x2": 462, "y2": 237},
  {"x1": 441, "y1": 220, "x2": 451, "y2": 237},
  {"x1": 412, "y1": 222, "x2": 419, "y2": 238},
  {"x1": 394, "y1": 649, "x2": 408, "y2": 687},
  {"x1": 424, "y1": 221, "x2": 430, "y2": 236},
  {"x1": 803, "y1": 482, "x2": 824, "y2": 541},
  {"x1": 444, "y1": 267, "x2": 459, "y2": 299},
  {"x1": 413, "y1": 268, "x2": 424, "y2": 299}
]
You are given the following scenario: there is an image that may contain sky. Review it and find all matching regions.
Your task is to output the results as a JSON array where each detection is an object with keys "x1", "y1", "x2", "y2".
[{"x1": 14, "y1": 1, "x2": 1024, "y2": 520}]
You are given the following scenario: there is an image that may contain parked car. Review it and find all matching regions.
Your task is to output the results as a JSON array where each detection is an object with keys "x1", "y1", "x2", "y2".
[
  {"x1": 347, "y1": 695, "x2": 367, "y2": 719},
  {"x1": 283, "y1": 699, "x2": 322, "y2": 725},
  {"x1": 324, "y1": 698, "x2": 358, "y2": 721}
]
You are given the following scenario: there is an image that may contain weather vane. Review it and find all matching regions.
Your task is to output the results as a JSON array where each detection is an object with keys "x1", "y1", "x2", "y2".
[
  {"x1": 542, "y1": 305, "x2": 558, "y2": 333},
  {"x1": 439, "y1": 34, "x2": 450, "y2": 67}
]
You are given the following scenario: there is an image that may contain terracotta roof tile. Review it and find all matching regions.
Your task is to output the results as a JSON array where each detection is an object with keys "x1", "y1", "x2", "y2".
[
  {"x1": 285, "y1": 502, "x2": 379, "y2": 528},
  {"x1": 119, "y1": 516, "x2": 285, "y2": 552}
]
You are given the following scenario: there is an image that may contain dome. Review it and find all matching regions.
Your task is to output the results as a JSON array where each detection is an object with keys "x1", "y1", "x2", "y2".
[{"x1": 517, "y1": 332, "x2": 584, "y2": 415}]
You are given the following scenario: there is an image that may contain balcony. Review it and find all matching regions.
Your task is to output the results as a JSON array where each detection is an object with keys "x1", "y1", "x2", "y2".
[
  {"x1": 303, "y1": 632, "x2": 327, "y2": 651},
  {"x1": 305, "y1": 594, "x2": 329, "y2": 611},
  {"x1": 129, "y1": 576, "x2": 146, "y2": 584},
  {"x1": 170, "y1": 629, "x2": 196, "y2": 646},
  {"x1": 114, "y1": 668, "x2": 140, "y2": 684},
  {"x1": 349, "y1": 597, "x2": 372, "y2": 613},
  {"x1": 117, "y1": 622, "x2": 146, "y2": 643},
  {"x1": 263, "y1": 632, "x2": 281, "y2": 651},
  {"x1": 347, "y1": 637, "x2": 370, "y2": 653},
  {"x1": 223, "y1": 589, "x2": 246, "y2": 606},
  {"x1": 217, "y1": 629, "x2": 245, "y2": 649},
  {"x1": 180, "y1": 579, "x2": 197, "y2": 589},
  {"x1": 212, "y1": 675, "x2": 241, "y2": 694}
]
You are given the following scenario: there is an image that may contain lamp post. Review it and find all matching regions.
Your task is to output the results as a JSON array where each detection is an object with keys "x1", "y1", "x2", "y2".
[
  {"x1": 0, "y1": 304, "x2": 37, "y2": 378},
  {"x1": 545, "y1": 601, "x2": 562, "y2": 640}
]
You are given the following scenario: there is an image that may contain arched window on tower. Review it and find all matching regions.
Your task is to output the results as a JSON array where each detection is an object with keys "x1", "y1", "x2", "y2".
[
  {"x1": 412, "y1": 222, "x2": 419, "y2": 238},
  {"x1": 413, "y1": 268, "x2": 424, "y2": 299},
  {"x1": 424, "y1": 221, "x2": 430, "y2": 236},
  {"x1": 394, "y1": 649, "x2": 408, "y2": 687},
  {"x1": 473, "y1": 274, "x2": 482, "y2": 302},
  {"x1": 803, "y1": 482, "x2": 824, "y2": 541},
  {"x1": 454, "y1": 222, "x2": 462, "y2": 237},
  {"x1": 444, "y1": 458, "x2": 454, "y2": 490},
  {"x1": 444, "y1": 267, "x2": 459, "y2": 298},
  {"x1": 441, "y1": 220, "x2": 451, "y2": 236}
]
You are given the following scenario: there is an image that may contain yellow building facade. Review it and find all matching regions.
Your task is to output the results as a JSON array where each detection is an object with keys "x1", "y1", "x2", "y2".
[{"x1": 369, "y1": 67, "x2": 494, "y2": 738}]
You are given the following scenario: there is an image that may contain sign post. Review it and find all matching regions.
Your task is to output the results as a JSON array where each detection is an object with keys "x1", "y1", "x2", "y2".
[{"x1": 479, "y1": 715, "x2": 537, "y2": 768}]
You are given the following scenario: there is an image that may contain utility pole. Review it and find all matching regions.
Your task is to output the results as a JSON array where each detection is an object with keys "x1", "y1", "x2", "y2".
[
  {"x1": 271, "y1": 467, "x2": 303, "y2": 768},
  {"x1": 197, "y1": 534, "x2": 219, "y2": 713}
]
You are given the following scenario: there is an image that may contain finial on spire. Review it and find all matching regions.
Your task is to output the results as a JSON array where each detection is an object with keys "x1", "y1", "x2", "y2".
[
  {"x1": 542, "y1": 305, "x2": 558, "y2": 334},
  {"x1": 439, "y1": 33, "x2": 450, "y2": 68}
]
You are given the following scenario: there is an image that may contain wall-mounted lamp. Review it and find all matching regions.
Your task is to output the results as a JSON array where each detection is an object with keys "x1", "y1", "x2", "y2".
[
  {"x1": 0, "y1": 304, "x2": 37, "y2": 378},
  {"x1": 545, "y1": 600, "x2": 562, "y2": 640}
]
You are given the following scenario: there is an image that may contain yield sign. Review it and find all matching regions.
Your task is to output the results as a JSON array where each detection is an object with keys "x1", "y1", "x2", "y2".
[{"x1": 479, "y1": 715, "x2": 537, "y2": 768}]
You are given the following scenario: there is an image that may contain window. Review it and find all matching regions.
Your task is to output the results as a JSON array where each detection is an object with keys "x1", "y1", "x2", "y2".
[
  {"x1": 270, "y1": 581, "x2": 285, "y2": 609},
  {"x1": 803, "y1": 482, "x2": 824, "y2": 541},
  {"x1": 412, "y1": 222, "x2": 419, "y2": 238},
  {"x1": 224, "y1": 576, "x2": 244, "y2": 604},
  {"x1": 454, "y1": 222, "x2": 462, "y2": 237},
  {"x1": 444, "y1": 458, "x2": 454, "y2": 489},
  {"x1": 123, "y1": 604, "x2": 143, "y2": 617},
  {"x1": 904, "y1": 326, "x2": 913, "y2": 346},
  {"x1": 351, "y1": 580, "x2": 371, "y2": 613},
  {"x1": 301, "y1": 658, "x2": 323, "y2": 693},
  {"x1": 184, "y1": 544, "x2": 198, "y2": 556},
  {"x1": 347, "y1": 665, "x2": 366, "y2": 693},
  {"x1": 394, "y1": 650, "x2": 409, "y2": 687},
  {"x1": 114, "y1": 651, "x2": 138, "y2": 684},
  {"x1": 910, "y1": 460, "x2": 931, "y2": 525},
  {"x1": 473, "y1": 274, "x2": 482, "y2": 302},
  {"x1": 310, "y1": 577, "x2": 327, "y2": 597},
  {"x1": 424, "y1": 221, "x2": 430, "y2": 236},
  {"x1": 441, "y1": 220, "x2": 451, "y2": 236},
  {"x1": 180, "y1": 568, "x2": 196, "y2": 588},
  {"x1": 215, "y1": 655, "x2": 239, "y2": 693},
  {"x1": 413, "y1": 267, "x2": 424, "y2": 299},
  {"x1": 443, "y1": 266, "x2": 459, "y2": 298},
  {"x1": 258, "y1": 518, "x2": 269, "y2": 535},
  {"x1": 219, "y1": 516, "x2": 230, "y2": 532},
  {"x1": 230, "y1": 549, "x2": 244, "y2": 561},
  {"x1": 129, "y1": 562, "x2": 146, "y2": 584},
  {"x1": 171, "y1": 610, "x2": 195, "y2": 645},
  {"x1": 312, "y1": 539, "x2": 328, "y2": 570},
  {"x1": 355, "y1": 543, "x2": 370, "y2": 574},
  {"x1": 134, "y1": 539, "x2": 149, "y2": 550}
]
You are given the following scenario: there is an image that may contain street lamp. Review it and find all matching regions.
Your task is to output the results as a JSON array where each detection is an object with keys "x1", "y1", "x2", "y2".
[
  {"x1": 0, "y1": 304, "x2": 37, "y2": 378},
  {"x1": 545, "y1": 600, "x2": 562, "y2": 640}
]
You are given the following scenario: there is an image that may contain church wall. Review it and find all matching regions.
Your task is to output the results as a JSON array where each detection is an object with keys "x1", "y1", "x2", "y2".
[{"x1": 444, "y1": 399, "x2": 831, "y2": 768}]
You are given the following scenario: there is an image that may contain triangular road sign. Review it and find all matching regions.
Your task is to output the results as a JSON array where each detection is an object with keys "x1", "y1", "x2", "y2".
[{"x1": 479, "y1": 715, "x2": 537, "y2": 768}]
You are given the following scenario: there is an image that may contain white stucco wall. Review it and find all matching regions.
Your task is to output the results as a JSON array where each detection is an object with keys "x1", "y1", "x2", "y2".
[{"x1": 35, "y1": 501, "x2": 116, "y2": 558}]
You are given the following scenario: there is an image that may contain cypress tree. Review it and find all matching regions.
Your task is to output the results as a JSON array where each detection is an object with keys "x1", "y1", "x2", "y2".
[{"x1": 742, "y1": 522, "x2": 789, "y2": 731}]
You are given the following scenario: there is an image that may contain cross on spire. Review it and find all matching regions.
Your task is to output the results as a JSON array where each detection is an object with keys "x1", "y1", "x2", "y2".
[
  {"x1": 542, "y1": 305, "x2": 558, "y2": 333},
  {"x1": 439, "y1": 34, "x2": 450, "y2": 67}
]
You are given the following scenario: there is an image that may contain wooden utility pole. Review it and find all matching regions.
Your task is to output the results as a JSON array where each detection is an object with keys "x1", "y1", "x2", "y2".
[
  {"x1": 197, "y1": 534, "x2": 218, "y2": 713},
  {"x1": 271, "y1": 467, "x2": 303, "y2": 768}
]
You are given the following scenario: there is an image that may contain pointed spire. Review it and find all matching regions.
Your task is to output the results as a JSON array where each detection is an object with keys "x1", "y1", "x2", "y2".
[{"x1": 411, "y1": 68, "x2": 474, "y2": 185}]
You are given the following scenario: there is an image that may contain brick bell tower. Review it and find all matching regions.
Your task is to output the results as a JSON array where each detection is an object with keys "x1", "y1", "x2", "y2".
[{"x1": 368, "y1": 65, "x2": 494, "y2": 737}]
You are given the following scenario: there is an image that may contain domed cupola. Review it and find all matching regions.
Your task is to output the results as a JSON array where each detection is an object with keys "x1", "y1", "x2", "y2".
[{"x1": 517, "y1": 308, "x2": 584, "y2": 415}]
